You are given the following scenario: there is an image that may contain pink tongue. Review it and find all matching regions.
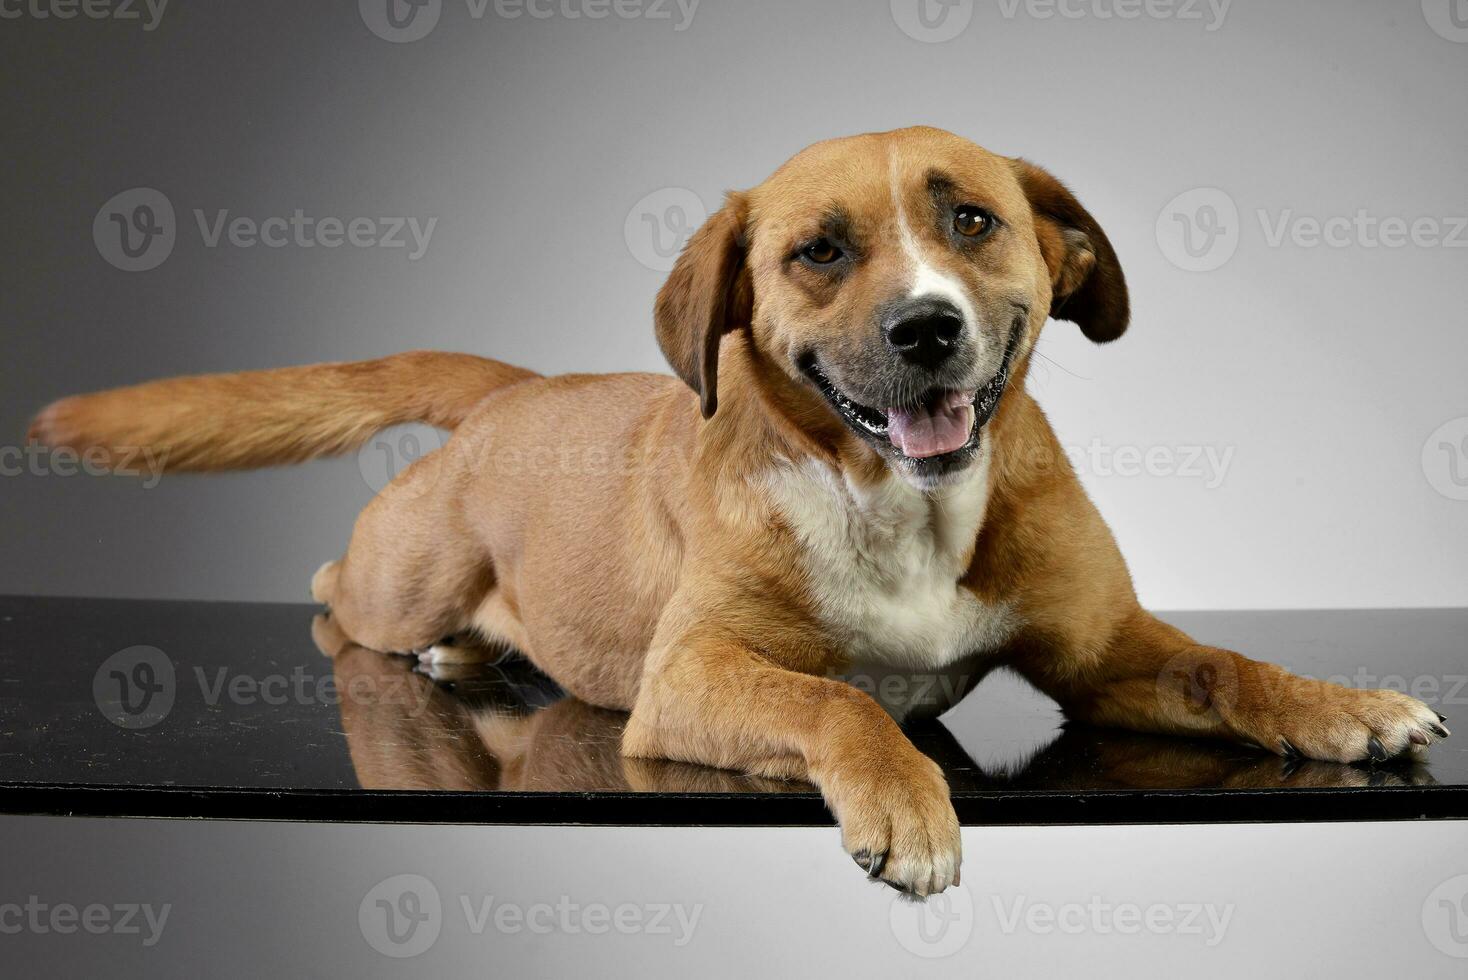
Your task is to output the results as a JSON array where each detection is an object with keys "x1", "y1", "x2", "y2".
[{"x1": 886, "y1": 390, "x2": 977, "y2": 459}]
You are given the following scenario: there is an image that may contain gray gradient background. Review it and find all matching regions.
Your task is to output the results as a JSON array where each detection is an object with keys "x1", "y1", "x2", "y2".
[
  {"x1": 2, "y1": 0, "x2": 1466, "y2": 609},
  {"x1": 3, "y1": 817, "x2": 1466, "y2": 976}
]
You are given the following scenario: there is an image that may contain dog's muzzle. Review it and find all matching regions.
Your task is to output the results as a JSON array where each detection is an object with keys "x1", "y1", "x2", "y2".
[{"x1": 801, "y1": 320, "x2": 1022, "y2": 464}]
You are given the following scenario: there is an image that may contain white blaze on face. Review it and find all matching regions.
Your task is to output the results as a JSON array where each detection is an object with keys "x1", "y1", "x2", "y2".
[{"x1": 888, "y1": 150, "x2": 977, "y2": 335}]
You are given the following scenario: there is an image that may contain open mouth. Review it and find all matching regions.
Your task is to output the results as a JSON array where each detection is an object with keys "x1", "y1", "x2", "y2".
[{"x1": 801, "y1": 328, "x2": 1021, "y2": 462}]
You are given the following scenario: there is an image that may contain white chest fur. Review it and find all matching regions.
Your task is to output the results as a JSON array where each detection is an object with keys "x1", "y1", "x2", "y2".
[{"x1": 758, "y1": 450, "x2": 1018, "y2": 673}]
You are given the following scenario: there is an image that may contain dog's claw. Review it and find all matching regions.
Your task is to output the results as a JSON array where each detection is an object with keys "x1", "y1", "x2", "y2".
[
  {"x1": 852, "y1": 850, "x2": 888, "y2": 878},
  {"x1": 1438, "y1": 713, "x2": 1449, "y2": 723},
  {"x1": 1410, "y1": 730, "x2": 1431, "y2": 746},
  {"x1": 1279, "y1": 737, "x2": 1301, "y2": 760},
  {"x1": 1366, "y1": 736, "x2": 1388, "y2": 762},
  {"x1": 1431, "y1": 722, "x2": 1451, "y2": 739}
]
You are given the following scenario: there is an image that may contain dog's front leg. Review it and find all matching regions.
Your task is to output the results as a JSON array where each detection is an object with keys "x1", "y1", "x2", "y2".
[
  {"x1": 1013, "y1": 608, "x2": 1449, "y2": 763},
  {"x1": 623, "y1": 607, "x2": 961, "y2": 896}
]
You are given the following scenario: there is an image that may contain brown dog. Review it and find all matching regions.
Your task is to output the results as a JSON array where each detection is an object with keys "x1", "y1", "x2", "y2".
[{"x1": 31, "y1": 127, "x2": 1449, "y2": 896}]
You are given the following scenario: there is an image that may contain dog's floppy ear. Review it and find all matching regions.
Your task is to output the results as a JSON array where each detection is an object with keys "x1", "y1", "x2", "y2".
[
  {"x1": 1012, "y1": 160, "x2": 1129, "y2": 344},
  {"x1": 654, "y1": 193, "x2": 751, "y2": 418}
]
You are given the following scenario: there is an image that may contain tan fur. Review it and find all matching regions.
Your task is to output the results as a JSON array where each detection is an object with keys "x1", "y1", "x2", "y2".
[
  {"x1": 32, "y1": 127, "x2": 1446, "y2": 896},
  {"x1": 27, "y1": 351, "x2": 537, "y2": 472}
]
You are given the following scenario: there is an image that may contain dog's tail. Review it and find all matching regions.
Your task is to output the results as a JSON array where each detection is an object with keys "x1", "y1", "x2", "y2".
[{"x1": 26, "y1": 351, "x2": 538, "y2": 474}]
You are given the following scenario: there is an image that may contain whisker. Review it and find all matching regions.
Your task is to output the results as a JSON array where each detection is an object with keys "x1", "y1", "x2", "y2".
[{"x1": 1026, "y1": 338, "x2": 1090, "y2": 381}]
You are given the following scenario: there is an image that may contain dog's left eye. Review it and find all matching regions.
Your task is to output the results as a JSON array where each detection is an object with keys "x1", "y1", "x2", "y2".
[
  {"x1": 801, "y1": 239, "x2": 844, "y2": 265},
  {"x1": 954, "y1": 205, "x2": 994, "y2": 238}
]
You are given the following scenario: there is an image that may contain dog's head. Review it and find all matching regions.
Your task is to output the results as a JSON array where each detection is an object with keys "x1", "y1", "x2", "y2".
[{"x1": 655, "y1": 126, "x2": 1128, "y2": 489}]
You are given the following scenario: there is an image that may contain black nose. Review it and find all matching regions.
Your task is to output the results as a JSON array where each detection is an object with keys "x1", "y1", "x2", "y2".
[{"x1": 882, "y1": 298, "x2": 964, "y2": 369}]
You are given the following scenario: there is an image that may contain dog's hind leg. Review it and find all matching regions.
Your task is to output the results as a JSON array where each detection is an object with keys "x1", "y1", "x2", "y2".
[{"x1": 310, "y1": 452, "x2": 496, "y2": 657}]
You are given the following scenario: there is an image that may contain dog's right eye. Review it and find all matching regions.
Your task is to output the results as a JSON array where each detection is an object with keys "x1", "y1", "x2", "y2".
[{"x1": 801, "y1": 239, "x2": 844, "y2": 265}]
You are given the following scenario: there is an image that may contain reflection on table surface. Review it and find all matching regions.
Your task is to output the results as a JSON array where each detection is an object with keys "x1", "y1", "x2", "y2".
[
  {"x1": 315, "y1": 614, "x2": 1437, "y2": 796},
  {"x1": 1, "y1": 596, "x2": 1456, "y2": 810}
]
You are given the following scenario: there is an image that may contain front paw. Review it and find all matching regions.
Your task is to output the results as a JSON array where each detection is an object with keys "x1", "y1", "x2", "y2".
[
  {"x1": 825, "y1": 751, "x2": 961, "y2": 897},
  {"x1": 1255, "y1": 680, "x2": 1448, "y2": 764}
]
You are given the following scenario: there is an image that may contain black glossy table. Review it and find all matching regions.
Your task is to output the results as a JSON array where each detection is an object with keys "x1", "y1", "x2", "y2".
[{"x1": 1, "y1": 596, "x2": 1464, "y2": 825}]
